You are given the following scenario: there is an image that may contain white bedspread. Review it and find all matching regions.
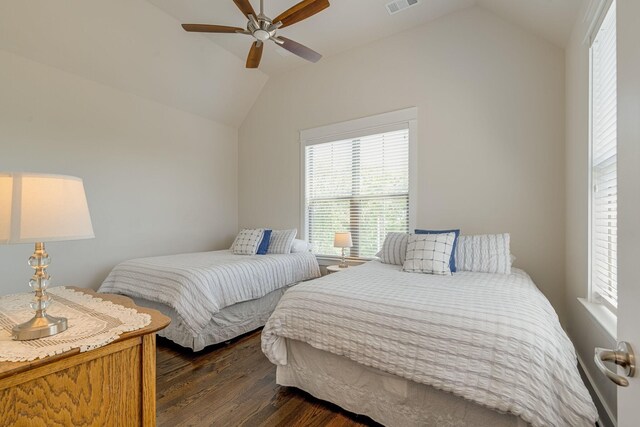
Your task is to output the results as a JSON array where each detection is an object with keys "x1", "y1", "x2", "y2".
[
  {"x1": 261, "y1": 261, "x2": 597, "y2": 427},
  {"x1": 99, "y1": 250, "x2": 320, "y2": 335}
]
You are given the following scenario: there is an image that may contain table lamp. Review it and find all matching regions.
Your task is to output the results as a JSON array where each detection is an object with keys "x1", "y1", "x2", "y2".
[
  {"x1": 333, "y1": 232, "x2": 352, "y2": 268},
  {"x1": 0, "y1": 173, "x2": 94, "y2": 340}
]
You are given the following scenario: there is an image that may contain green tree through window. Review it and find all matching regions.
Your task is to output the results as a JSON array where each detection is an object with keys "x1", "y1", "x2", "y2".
[{"x1": 305, "y1": 128, "x2": 410, "y2": 258}]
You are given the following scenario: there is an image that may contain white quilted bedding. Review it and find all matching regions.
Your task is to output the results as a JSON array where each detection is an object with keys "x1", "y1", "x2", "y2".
[
  {"x1": 99, "y1": 250, "x2": 320, "y2": 336},
  {"x1": 261, "y1": 261, "x2": 597, "y2": 427}
]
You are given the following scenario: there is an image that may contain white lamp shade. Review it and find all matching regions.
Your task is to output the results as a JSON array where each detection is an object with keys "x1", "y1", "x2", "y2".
[
  {"x1": 333, "y1": 232, "x2": 353, "y2": 248},
  {"x1": 0, "y1": 173, "x2": 95, "y2": 244}
]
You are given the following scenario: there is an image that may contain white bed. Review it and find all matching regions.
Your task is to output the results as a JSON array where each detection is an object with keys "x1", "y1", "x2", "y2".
[
  {"x1": 262, "y1": 261, "x2": 598, "y2": 427},
  {"x1": 99, "y1": 250, "x2": 320, "y2": 350}
]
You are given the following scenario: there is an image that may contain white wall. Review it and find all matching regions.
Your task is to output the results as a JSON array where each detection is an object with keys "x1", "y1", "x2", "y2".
[
  {"x1": 0, "y1": 0, "x2": 254, "y2": 295},
  {"x1": 238, "y1": 6, "x2": 567, "y2": 320},
  {"x1": 564, "y1": 2, "x2": 617, "y2": 424},
  {"x1": 0, "y1": 49, "x2": 238, "y2": 295}
]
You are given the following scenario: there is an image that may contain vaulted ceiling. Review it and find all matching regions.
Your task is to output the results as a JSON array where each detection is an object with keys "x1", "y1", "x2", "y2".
[
  {"x1": 477, "y1": 0, "x2": 584, "y2": 48},
  {"x1": 148, "y1": 0, "x2": 584, "y2": 76},
  {"x1": 0, "y1": 0, "x2": 268, "y2": 127},
  {"x1": 0, "y1": 1, "x2": 584, "y2": 128}
]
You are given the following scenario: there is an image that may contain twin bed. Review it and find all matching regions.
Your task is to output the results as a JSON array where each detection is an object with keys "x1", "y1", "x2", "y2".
[
  {"x1": 98, "y1": 232, "x2": 598, "y2": 426},
  {"x1": 99, "y1": 249, "x2": 320, "y2": 350}
]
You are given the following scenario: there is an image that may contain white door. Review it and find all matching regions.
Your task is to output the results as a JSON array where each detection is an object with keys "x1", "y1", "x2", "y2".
[{"x1": 615, "y1": 0, "x2": 640, "y2": 425}]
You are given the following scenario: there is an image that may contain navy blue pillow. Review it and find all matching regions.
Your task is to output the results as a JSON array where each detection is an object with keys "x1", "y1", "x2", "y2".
[
  {"x1": 415, "y1": 229, "x2": 460, "y2": 272},
  {"x1": 256, "y1": 229, "x2": 272, "y2": 255}
]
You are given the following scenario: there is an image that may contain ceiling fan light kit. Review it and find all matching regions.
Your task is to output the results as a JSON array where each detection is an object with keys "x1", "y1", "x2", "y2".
[{"x1": 182, "y1": 0, "x2": 329, "y2": 69}]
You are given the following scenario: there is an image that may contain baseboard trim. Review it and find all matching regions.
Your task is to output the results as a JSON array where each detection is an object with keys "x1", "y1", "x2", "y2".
[{"x1": 577, "y1": 353, "x2": 616, "y2": 427}]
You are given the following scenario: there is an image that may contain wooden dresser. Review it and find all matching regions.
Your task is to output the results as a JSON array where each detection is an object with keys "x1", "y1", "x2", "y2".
[{"x1": 0, "y1": 289, "x2": 170, "y2": 427}]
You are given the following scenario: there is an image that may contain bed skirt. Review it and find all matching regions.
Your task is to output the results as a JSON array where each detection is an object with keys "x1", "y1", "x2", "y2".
[
  {"x1": 277, "y1": 339, "x2": 530, "y2": 427},
  {"x1": 132, "y1": 285, "x2": 290, "y2": 351}
]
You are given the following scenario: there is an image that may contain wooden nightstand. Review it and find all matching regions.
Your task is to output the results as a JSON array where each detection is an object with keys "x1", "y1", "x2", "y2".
[
  {"x1": 326, "y1": 264, "x2": 350, "y2": 274},
  {"x1": 0, "y1": 288, "x2": 170, "y2": 426}
]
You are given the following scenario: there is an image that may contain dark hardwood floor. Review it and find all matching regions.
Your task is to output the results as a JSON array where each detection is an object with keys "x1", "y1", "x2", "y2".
[{"x1": 156, "y1": 330, "x2": 381, "y2": 427}]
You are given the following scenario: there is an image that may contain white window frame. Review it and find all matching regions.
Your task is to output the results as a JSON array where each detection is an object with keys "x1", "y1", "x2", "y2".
[
  {"x1": 299, "y1": 107, "x2": 418, "y2": 261},
  {"x1": 587, "y1": 0, "x2": 617, "y2": 315}
]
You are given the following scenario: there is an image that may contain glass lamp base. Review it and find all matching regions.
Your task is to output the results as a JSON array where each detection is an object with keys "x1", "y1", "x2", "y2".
[{"x1": 12, "y1": 314, "x2": 68, "y2": 341}]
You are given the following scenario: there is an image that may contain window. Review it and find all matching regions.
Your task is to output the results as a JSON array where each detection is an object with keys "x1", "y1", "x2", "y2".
[
  {"x1": 590, "y1": 0, "x2": 617, "y2": 313},
  {"x1": 301, "y1": 109, "x2": 416, "y2": 258}
]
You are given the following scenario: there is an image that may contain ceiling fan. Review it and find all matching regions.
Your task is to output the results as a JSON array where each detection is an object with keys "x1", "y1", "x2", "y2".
[{"x1": 182, "y1": 0, "x2": 330, "y2": 69}]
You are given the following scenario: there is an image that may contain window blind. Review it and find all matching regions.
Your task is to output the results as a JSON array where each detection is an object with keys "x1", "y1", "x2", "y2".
[
  {"x1": 305, "y1": 128, "x2": 410, "y2": 258},
  {"x1": 590, "y1": 0, "x2": 617, "y2": 312}
]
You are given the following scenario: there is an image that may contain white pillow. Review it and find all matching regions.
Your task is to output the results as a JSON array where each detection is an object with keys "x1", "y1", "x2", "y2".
[
  {"x1": 379, "y1": 232, "x2": 409, "y2": 266},
  {"x1": 455, "y1": 233, "x2": 511, "y2": 274},
  {"x1": 267, "y1": 229, "x2": 298, "y2": 254},
  {"x1": 291, "y1": 239, "x2": 311, "y2": 253},
  {"x1": 231, "y1": 229, "x2": 263, "y2": 255},
  {"x1": 403, "y1": 233, "x2": 455, "y2": 275}
]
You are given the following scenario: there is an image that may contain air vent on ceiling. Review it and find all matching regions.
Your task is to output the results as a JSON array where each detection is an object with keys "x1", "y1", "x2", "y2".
[{"x1": 386, "y1": 0, "x2": 420, "y2": 15}]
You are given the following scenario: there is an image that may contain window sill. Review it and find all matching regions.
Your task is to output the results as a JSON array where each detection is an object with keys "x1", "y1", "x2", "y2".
[{"x1": 578, "y1": 297, "x2": 617, "y2": 340}]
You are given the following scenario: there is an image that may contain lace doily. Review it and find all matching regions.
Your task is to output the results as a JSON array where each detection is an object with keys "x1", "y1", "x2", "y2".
[{"x1": 0, "y1": 287, "x2": 151, "y2": 362}]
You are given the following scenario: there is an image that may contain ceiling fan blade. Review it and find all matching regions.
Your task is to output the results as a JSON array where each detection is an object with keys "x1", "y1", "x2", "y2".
[
  {"x1": 246, "y1": 41, "x2": 264, "y2": 68},
  {"x1": 278, "y1": 36, "x2": 322, "y2": 63},
  {"x1": 182, "y1": 24, "x2": 244, "y2": 33},
  {"x1": 233, "y1": 0, "x2": 257, "y2": 19},
  {"x1": 273, "y1": 0, "x2": 330, "y2": 29}
]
